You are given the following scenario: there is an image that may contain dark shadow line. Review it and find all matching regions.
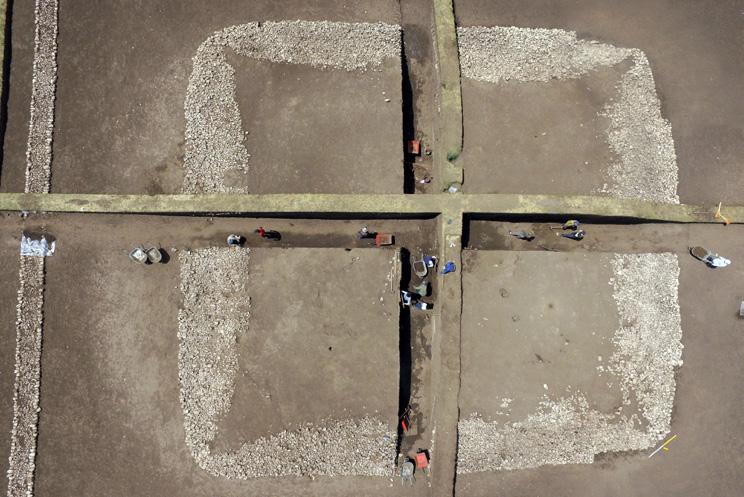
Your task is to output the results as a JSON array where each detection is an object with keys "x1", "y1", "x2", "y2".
[
  {"x1": 401, "y1": 33, "x2": 415, "y2": 194},
  {"x1": 0, "y1": 0, "x2": 14, "y2": 186},
  {"x1": 396, "y1": 247, "x2": 412, "y2": 456}
]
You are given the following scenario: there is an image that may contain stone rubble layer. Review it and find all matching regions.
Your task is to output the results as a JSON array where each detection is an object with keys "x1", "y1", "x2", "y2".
[
  {"x1": 600, "y1": 52, "x2": 680, "y2": 204},
  {"x1": 6, "y1": 257, "x2": 46, "y2": 497},
  {"x1": 177, "y1": 247, "x2": 395, "y2": 478},
  {"x1": 457, "y1": 26, "x2": 679, "y2": 204},
  {"x1": 183, "y1": 21, "x2": 401, "y2": 194},
  {"x1": 457, "y1": 253, "x2": 682, "y2": 473},
  {"x1": 457, "y1": 25, "x2": 631, "y2": 83},
  {"x1": 24, "y1": 0, "x2": 58, "y2": 194},
  {"x1": 608, "y1": 253, "x2": 683, "y2": 439}
]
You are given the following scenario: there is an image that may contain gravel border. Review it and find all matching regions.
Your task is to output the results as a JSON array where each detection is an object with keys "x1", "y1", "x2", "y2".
[
  {"x1": 599, "y1": 52, "x2": 679, "y2": 204},
  {"x1": 457, "y1": 253, "x2": 682, "y2": 473},
  {"x1": 24, "y1": 0, "x2": 58, "y2": 194},
  {"x1": 457, "y1": 26, "x2": 630, "y2": 83},
  {"x1": 457, "y1": 26, "x2": 679, "y2": 204},
  {"x1": 182, "y1": 21, "x2": 401, "y2": 193},
  {"x1": 6, "y1": 257, "x2": 45, "y2": 497},
  {"x1": 7, "y1": 2, "x2": 57, "y2": 495},
  {"x1": 608, "y1": 253, "x2": 683, "y2": 439},
  {"x1": 177, "y1": 247, "x2": 396, "y2": 478}
]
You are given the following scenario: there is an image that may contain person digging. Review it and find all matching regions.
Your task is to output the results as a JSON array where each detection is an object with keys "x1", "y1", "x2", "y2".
[
  {"x1": 255, "y1": 227, "x2": 281, "y2": 241},
  {"x1": 558, "y1": 229, "x2": 585, "y2": 241}
]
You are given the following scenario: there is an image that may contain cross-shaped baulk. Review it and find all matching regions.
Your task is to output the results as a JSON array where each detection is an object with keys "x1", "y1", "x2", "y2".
[{"x1": 2, "y1": 1, "x2": 743, "y2": 496}]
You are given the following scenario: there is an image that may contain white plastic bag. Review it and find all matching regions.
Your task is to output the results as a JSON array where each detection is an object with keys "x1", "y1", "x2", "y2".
[{"x1": 20, "y1": 235, "x2": 55, "y2": 257}]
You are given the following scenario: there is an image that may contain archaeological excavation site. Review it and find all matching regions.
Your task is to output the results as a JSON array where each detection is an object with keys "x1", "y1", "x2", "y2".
[{"x1": 1, "y1": 1, "x2": 743, "y2": 496}]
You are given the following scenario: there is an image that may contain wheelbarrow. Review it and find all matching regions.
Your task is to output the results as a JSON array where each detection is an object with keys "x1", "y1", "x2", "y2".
[
  {"x1": 129, "y1": 247, "x2": 148, "y2": 264},
  {"x1": 689, "y1": 246, "x2": 731, "y2": 268},
  {"x1": 146, "y1": 247, "x2": 163, "y2": 264},
  {"x1": 412, "y1": 253, "x2": 428, "y2": 277},
  {"x1": 399, "y1": 460, "x2": 415, "y2": 486},
  {"x1": 129, "y1": 246, "x2": 163, "y2": 264},
  {"x1": 375, "y1": 233, "x2": 394, "y2": 246}
]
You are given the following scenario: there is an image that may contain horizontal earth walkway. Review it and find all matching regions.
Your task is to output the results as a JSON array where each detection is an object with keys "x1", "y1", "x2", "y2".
[{"x1": 0, "y1": 193, "x2": 742, "y2": 223}]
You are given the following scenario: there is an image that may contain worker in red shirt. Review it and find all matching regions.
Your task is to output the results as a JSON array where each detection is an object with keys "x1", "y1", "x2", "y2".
[{"x1": 255, "y1": 227, "x2": 281, "y2": 241}]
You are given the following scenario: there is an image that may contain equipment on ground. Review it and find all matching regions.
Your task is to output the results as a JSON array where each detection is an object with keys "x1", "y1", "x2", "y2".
[
  {"x1": 689, "y1": 246, "x2": 731, "y2": 268},
  {"x1": 399, "y1": 460, "x2": 415, "y2": 486},
  {"x1": 129, "y1": 247, "x2": 149, "y2": 264},
  {"x1": 412, "y1": 253, "x2": 428, "y2": 277},
  {"x1": 375, "y1": 233, "x2": 394, "y2": 246},
  {"x1": 146, "y1": 247, "x2": 163, "y2": 264},
  {"x1": 415, "y1": 451, "x2": 430, "y2": 475},
  {"x1": 129, "y1": 246, "x2": 164, "y2": 264}
]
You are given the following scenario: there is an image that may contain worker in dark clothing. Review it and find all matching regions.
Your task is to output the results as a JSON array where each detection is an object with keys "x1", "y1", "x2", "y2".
[
  {"x1": 226, "y1": 234, "x2": 244, "y2": 246},
  {"x1": 509, "y1": 230, "x2": 535, "y2": 241},
  {"x1": 357, "y1": 226, "x2": 378, "y2": 239},
  {"x1": 560, "y1": 229, "x2": 585, "y2": 241},
  {"x1": 255, "y1": 227, "x2": 281, "y2": 241}
]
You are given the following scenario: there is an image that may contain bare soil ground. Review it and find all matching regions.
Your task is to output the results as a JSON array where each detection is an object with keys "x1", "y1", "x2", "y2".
[
  {"x1": 0, "y1": 213, "x2": 436, "y2": 497},
  {"x1": 456, "y1": 0, "x2": 744, "y2": 204},
  {"x1": 461, "y1": 251, "x2": 623, "y2": 423},
  {"x1": 0, "y1": 0, "x2": 403, "y2": 194},
  {"x1": 460, "y1": 63, "x2": 625, "y2": 195},
  {"x1": 459, "y1": 221, "x2": 744, "y2": 497},
  {"x1": 228, "y1": 56, "x2": 402, "y2": 194},
  {"x1": 213, "y1": 248, "x2": 400, "y2": 448}
]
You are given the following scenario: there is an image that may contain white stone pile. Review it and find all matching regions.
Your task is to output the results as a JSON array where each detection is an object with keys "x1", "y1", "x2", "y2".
[
  {"x1": 608, "y1": 253, "x2": 683, "y2": 440},
  {"x1": 177, "y1": 247, "x2": 395, "y2": 478},
  {"x1": 457, "y1": 26, "x2": 631, "y2": 83},
  {"x1": 182, "y1": 21, "x2": 401, "y2": 193},
  {"x1": 202, "y1": 417, "x2": 396, "y2": 478},
  {"x1": 457, "y1": 253, "x2": 683, "y2": 473},
  {"x1": 601, "y1": 53, "x2": 679, "y2": 204},
  {"x1": 457, "y1": 26, "x2": 679, "y2": 204},
  {"x1": 24, "y1": 0, "x2": 58, "y2": 194},
  {"x1": 7, "y1": 257, "x2": 46, "y2": 497},
  {"x1": 178, "y1": 247, "x2": 251, "y2": 473},
  {"x1": 459, "y1": 394, "x2": 650, "y2": 472}
]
